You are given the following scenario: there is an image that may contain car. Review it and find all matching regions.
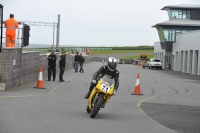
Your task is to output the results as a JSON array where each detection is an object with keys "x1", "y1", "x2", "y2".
[{"x1": 148, "y1": 58, "x2": 162, "y2": 70}]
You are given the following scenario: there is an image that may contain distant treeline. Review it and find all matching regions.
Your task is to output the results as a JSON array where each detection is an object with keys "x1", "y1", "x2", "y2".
[
  {"x1": 112, "y1": 46, "x2": 154, "y2": 50},
  {"x1": 85, "y1": 46, "x2": 154, "y2": 50}
]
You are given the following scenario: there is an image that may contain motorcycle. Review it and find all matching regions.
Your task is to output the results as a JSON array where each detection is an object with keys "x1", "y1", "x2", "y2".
[{"x1": 86, "y1": 75, "x2": 115, "y2": 118}]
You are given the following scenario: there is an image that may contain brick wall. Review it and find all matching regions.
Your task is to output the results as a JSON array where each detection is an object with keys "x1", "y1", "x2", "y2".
[{"x1": 0, "y1": 48, "x2": 90, "y2": 90}]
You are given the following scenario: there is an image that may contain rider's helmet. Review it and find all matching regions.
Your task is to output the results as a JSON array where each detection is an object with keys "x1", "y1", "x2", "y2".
[{"x1": 107, "y1": 57, "x2": 117, "y2": 71}]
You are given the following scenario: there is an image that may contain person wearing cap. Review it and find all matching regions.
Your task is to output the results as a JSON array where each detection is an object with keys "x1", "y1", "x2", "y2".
[
  {"x1": 74, "y1": 52, "x2": 80, "y2": 72},
  {"x1": 59, "y1": 51, "x2": 66, "y2": 82},
  {"x1": 4, "y1": 14, "x2": 19, "y2": 48},
  {"x1": 47, "y1": 50, "x2": 57, "y2": 81}
]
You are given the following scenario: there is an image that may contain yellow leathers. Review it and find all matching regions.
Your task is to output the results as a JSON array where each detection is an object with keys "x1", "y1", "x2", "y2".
[{"x1": 4, "y1": 18, "x2": 19, "y2": 48}]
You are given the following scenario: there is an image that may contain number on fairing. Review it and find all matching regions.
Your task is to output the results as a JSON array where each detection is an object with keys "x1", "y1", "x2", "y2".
[{"x1": 101, "y1": 84, "x2": 110, "y2": 92}]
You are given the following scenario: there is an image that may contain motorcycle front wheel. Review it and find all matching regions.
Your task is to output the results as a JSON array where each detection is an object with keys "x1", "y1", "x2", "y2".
[
  {"x1": 86, "y1": 105, "x2": 91, "y2": 113},
  {"x1": 90, "y1": 97, "x2": 104, "y2": 118}
]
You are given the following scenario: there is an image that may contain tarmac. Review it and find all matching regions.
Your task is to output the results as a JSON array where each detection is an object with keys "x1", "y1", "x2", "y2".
[{"x1": 0, "y1": 62, "x2": 200, "y2": 133}]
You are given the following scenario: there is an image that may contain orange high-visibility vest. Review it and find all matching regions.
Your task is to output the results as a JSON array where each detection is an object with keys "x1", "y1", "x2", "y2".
[{"x1": 4, "y1": 18, "x2": 19, "y2": 35}]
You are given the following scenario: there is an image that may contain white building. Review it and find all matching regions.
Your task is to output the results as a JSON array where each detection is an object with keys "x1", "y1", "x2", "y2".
[{"x1": 153, "y1": 4, "x2": 200, "y2": 75}]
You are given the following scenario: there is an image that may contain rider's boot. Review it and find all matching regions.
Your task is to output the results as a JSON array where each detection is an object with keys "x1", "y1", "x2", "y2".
[
  {"x1": 84, "y1": 83, "x2": 95, "y2": 99},
  {"x1": 84, "y1": 92, "x2": 91, "y2": 99}
]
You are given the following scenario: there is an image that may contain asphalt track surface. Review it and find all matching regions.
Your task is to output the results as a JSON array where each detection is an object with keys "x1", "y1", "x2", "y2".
[{"x1": 0, "y1": 62, "x2": 200, "y2": 133}]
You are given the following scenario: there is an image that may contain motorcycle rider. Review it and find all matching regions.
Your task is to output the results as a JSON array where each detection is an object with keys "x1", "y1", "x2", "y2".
[{"x1": 84, "y1": 57, "x2": 119, "y2": 99}]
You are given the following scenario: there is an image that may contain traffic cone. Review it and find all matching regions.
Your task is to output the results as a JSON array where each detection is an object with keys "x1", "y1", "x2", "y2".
[
  {"x1": 131, "y1": 73, "x2": 143, "y2": 95},
  {"x1": 34, "y1": 66, "x2": 46, "y2": 89}
]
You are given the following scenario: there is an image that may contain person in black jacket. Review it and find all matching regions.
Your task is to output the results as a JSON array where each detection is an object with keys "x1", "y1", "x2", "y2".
[
  {"x1": 79, "y1": 53, "x2": 85, "y2": 73},
  {"x1": 74, "y1": 52, "x2": 80, "y2": 72},
  {"x1": 84, "y1": 57, "x2": 119, "y2": 99},
  {"x1": 47, "y1": 50, "x2": 57, "y2": 81},
  {"x1": 59, "y1": 51, "x2": 66, "y2": 82}
]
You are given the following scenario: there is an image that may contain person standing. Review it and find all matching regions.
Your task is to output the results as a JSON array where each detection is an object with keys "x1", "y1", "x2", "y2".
[
  {"x1": 47, "y1": 50, "x2": 57, "y2": 81},
  {"x1": 87, "y1": 49, "x2": 90, "y2": 56},
  {"x1": 4, "y1": 14, "x2": 19, "y2": 48},
  {"x1": 79, "y1": 53, "x2": 85, "y2": 73},
  {"x1": 74, "y1": 52, "x2": 80, "y2": 72},
  {"x1": 59, "y1": 51, "x2": 66, "y2": 82}
]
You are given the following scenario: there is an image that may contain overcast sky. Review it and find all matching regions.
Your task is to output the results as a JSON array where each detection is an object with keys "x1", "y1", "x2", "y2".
[{"x1": 1, "y1": 0, "x2": 200, "y2": 46}]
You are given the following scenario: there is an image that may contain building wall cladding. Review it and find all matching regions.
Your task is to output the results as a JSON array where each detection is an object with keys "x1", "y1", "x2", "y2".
[
  {"x1": 0, "y1": 48, "x2": 89, "y2": 90},
  {"x1": 172, "y1": 30, "x2": 200, "y2": 75},
  {"x1": 154, "y1": 42, "x2": 166, "y2": 68},
  {"x1": 191, "y1": 10, "x2": 200, "y2": 20}
]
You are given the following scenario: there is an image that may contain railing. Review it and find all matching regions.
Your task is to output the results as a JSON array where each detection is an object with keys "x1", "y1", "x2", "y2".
[{"x1": 0, "y1": 27, "x2": 22, "y2": 48}]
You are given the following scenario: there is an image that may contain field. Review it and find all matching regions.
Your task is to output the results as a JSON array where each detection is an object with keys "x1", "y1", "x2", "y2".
[
  {"x1": 89, "y1": 50, "x2": 154, "y2": 59},
  {"x1": 23, "y1": 48, "x2": 154, "y2": 59}
]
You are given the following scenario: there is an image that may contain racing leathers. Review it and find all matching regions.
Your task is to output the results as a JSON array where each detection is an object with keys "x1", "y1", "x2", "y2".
[{"x1": 84, "y1": 65, "x2": 119, "y2": 99}]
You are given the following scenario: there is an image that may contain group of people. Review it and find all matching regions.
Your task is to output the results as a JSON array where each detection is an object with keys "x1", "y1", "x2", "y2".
[
  {"x1": 4, "y1": 13, "x2": 120, "y2": 100},
  {"x1": 47, "y1": 50, "x2": 66, "y2": 82},
  {"x1": 74, "y1": 52, "x2": 85, "y2": 73},
  {"x1": 47, "y1": 50, "x2": 119, "y2": 99},
  {"x1": 47, "y1": 51, "x2": 85, "y2": 82}
]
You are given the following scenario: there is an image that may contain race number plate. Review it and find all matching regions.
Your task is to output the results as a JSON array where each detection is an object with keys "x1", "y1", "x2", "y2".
[{"x1": 101, "y1": 84, "x2": 110, "y2": 92}]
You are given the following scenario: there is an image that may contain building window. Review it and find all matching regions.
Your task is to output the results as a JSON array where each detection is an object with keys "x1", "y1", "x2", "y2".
[
  {"x1": 163, "y1": 29, "x2": 175, "y2": 41},
  {"x1": 163, "y1": 29, "x2": 192, "y2": 42},
  {"x1": 171, "y1": 10, "x2": 190, "y2": 19}
]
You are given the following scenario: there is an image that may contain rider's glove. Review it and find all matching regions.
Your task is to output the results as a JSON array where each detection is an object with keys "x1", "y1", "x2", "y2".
[{"x1": 91, "y1": 80, "x2": 97, "y2": 84}]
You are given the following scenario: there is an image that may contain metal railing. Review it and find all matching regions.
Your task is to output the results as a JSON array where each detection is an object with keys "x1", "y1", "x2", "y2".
[{"x1": 0, "y1": 27, "x2": 22, "y2": 48}]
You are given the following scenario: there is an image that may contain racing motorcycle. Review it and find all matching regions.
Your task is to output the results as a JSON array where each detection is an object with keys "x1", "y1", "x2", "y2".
[{"x1": 86, "y1": 75, "x2": 115, "y2": 118}]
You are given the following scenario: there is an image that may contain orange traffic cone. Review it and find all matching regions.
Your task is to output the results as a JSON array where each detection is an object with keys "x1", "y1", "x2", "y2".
[
  {"x1": 34, "y1": 66, "x2": 46, "y2": 89},
  {"x1": 131, "y1": 73, "x2": 143, "y2": 95}
]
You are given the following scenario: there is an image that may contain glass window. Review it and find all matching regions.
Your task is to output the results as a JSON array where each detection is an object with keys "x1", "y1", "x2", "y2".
[
  {"x1": 154, "y1": 59, "x2": 161, "y2": 62},
  {"x1": 171, "y1": 10, "x2": 190, "y2": 19},
  {"x1": 163, "y1": 29, "x2": 175, "y2": 41},
  {"x1": 186, "y1": 14, "x2": 190, "y2": 19}
]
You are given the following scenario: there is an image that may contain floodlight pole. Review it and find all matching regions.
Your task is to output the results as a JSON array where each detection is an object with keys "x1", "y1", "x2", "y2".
[
  {"x1": 0, "y1": 4, "x2": 3, "y2": 52},
  {"x1": 56, "y1": 14, "x2": 60, "y2": 49}
]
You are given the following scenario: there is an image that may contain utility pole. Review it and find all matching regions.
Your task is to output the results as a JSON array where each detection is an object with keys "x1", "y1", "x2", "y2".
[
  {"x1": 56, "y1": 14, "x2": 60, "y2": 49},
  {"x1": 0, "y1": 4, "x2": 4, "y2": 52},
  {"x1": 53, "y1": 22, "x2": 55, "y2": 48}
]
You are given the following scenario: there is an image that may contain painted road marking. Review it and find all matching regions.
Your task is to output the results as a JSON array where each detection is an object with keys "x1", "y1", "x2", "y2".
[
  {"x1": 136, "y1": 68, "x2": 178, "y2": 133},
  {"x1": 0, "y1": 94, "x2": 45, "y2": 99},
  {"x1": 48, "y1": 65, "x2": 91, "y2": 94},
  {"x1": 0, "y1": 65, "x2": 91, "y2": 99}
]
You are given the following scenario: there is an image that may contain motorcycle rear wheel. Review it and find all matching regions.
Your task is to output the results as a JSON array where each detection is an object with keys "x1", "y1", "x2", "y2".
[{"x1": 90, "y1": 97, "x2": 104, "y2": 118}]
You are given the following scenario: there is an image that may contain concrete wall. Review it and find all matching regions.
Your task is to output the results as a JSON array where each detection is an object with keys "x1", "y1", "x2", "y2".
[
  {"x1": 172, "y1": 30, "x2": 200, "y2": 75},
  {"x1": 0, "y1": 48, "x2": 89, "y2": 90},
  {"x1": 154, "y1": 42, "x2": 165, "y2": 68}
]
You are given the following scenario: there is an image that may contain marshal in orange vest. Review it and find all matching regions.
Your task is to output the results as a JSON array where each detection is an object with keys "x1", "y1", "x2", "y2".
[{"x1": 4, "y1": 14, "x2": 19, "y2": 48}]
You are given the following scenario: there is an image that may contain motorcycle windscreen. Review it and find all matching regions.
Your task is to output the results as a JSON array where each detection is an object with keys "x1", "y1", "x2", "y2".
[{"x1": 100, "y1": 76, "x2": 114, "y2": 93}]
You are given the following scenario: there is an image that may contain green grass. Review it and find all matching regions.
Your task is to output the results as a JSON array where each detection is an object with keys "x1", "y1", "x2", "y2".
[
  {"x1": 90, "y1": 50, "x2": 153, "y2": 55},
  {"x1": 23, "y1": 48, "x2": 154, "y2": 57},
  {"x1": 120, "y1": 54, "x2": 154, "y2": 59}
]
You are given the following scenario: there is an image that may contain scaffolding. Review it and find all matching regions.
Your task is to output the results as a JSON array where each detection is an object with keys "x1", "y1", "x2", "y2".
[{"x1": 0, "y1": 13, "x2": 60, "y2": 50}]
